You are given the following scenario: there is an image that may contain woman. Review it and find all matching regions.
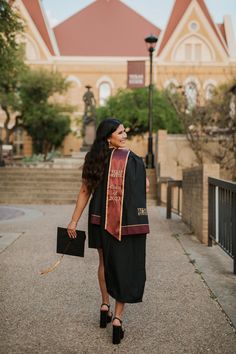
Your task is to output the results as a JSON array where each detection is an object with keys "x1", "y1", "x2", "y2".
[{"x1": 67, "y1": 118, "x2": 149, "y2": 344}]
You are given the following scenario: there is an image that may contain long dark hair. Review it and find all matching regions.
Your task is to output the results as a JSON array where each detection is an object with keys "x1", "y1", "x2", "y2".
[{"x1": 82, "y1": 118, "x2": 121, "y2": 193}]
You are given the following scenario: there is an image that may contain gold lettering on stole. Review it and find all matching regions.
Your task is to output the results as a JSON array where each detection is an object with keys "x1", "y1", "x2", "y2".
[
  {"x1": 108, "y1": 182, "x2": 122, "y2": 202},
  {"x1": 110, "y1": 169, "x2": 123, "y2": 178},
  {"x1": 105, "y1": 149, "x2": 130, "y2": 241}
]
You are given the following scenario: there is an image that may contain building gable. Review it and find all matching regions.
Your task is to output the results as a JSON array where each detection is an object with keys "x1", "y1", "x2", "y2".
[
  {"x1": 157, "y1": 0, "x2": 229, "y2": 63},
  {"x1": 16, "y1": 0, "x2": 59, "y2": 60}
]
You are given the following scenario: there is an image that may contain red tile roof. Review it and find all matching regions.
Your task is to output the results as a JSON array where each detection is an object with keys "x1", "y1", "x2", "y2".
[
  {"x1": 217, "y1": 23, "x2": 227, "y2": 44},
  {"x1": 22, "y1": 0, "x2": 55, "y2": 55},
  {"x1": 53, "y1": 0, "x2": 160, "y2": 56},
  {"x1": 157, "y1": 0, "x2": 227, "y2": 56}
]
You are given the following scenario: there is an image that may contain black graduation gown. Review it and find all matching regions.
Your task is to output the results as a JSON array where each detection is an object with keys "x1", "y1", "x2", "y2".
[{"x1": 88, "y1": 149, "x2": 148, "y2": 303}]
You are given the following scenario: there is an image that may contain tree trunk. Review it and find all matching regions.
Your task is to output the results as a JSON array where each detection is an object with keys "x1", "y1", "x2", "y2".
[{"x1": 43, "y1": 140, "x2": 51, "y2": 161}]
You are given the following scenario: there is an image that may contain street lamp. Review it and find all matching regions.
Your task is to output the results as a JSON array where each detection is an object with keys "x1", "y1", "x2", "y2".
[{"x1": 145, "y1": 33, "x2": 158, "y2": 169}]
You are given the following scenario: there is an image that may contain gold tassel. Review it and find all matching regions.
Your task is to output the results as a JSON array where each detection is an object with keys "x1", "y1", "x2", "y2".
[{"x1": 39, "y1": 254, "x2": 64, "y2": 275}]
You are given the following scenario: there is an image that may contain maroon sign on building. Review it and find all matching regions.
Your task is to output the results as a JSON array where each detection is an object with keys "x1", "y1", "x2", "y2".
[{"x1": 127, "y1": 61, "x2": 145, "y2": 88}]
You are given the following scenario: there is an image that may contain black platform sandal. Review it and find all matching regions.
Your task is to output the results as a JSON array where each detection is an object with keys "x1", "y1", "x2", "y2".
[
  {"x1": 100, "y1": 303, "x2": 112, "y2": 328},
  {"x1": 112, "y1": 317, "x2": 125, "y2": 344}
]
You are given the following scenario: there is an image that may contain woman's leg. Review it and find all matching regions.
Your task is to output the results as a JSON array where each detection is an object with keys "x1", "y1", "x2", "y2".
[
  {"x1": 113, "y1": 301, "x2": 125, "y2": 325},
  {"x1": 97, "y1": 248, "x2": 111, "y2": 314}
]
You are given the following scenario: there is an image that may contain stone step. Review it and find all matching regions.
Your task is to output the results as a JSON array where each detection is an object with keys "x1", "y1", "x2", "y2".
[
  {"x1": 0, "y1": 167, "x2": 157, "y2": 205},
  {"x1": 0, "y1": 198, "x2": 76, "y2": 204},
  {"x1": 0, "y1": 191, "x2": 78, "y2": 198},
  {"x1": 0, "y1": 169, "x2": 82, "y2": 176},
  {"x1": 0, "y1": 176, "x2": 81, "y2": 182},
  {"x1": 0, "y1": 177, "x2": 81, "y2": 180},
  {"x1": 0, "y1": 189, "x2": 156, "y2": 197},
  {"x1": 0, "y1": 170, "x2": 80, "y2": 175},
  {"x1": 72, "y1": 151, "x2": 87, "y2": 158},
  {"x1": 0, "y1": 189, "x2": 81, "y2": 195},
  {"x1": 0, "y1": 179, "x2": 81, "y2": 185},
  {"x1": 0, "y1": 167, "x2": 80, "y2": 173},
  {"x1": 0, "y1": 188, "x2": 81, "y2": 194},
  {"x1": 0, "y1": 174, "x2": 81, "y2": 179},
  {"x1": 0, "y1": 197, "x2": 157, "y2": 205},
  {"x1": 0, "y1": 182, "x2": 81, "y2": 187}
]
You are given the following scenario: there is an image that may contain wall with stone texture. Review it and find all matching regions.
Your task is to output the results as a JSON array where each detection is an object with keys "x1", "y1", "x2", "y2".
[
  {"x1": 156, "y1": 130, "x2": 233, "y2": 209},
  {"x1": 182, "y1": 164, "x2": 220, "y2": 244}
]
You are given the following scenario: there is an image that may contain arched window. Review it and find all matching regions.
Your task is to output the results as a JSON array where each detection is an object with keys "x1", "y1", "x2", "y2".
[
  {"x1": 23, "y1": 36, "x2": 40, "y2": 61},
  {"x1": 164, "y1": 79, "x2": 179, "y2": 95},
  {"x1": 205, "y1": 84, "x2": 215, "y2": 100},
  {"x1": 185, "y1": 82, "x2": 198, "y2": 109},
  {"x1": 99, "y1": 82, "x2": 111, "y2": 106},
  {"x1": 173, "y1": 34, "x2": 214, "y2": 63},
  {"x1": 166, "y1": 82, "x2": 177, "y2": 94}
]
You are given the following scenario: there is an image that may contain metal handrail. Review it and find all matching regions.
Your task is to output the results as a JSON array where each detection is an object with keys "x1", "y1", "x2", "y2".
[
  {"x1": 156, "y1": 176, "x2": 182, "y2": 219},
  {"x1": 208, "y1": 177, "x2": 236, "y2": 274},
  {"x1": 166, "y1": 179, "x2": 182, "y2": 219}
]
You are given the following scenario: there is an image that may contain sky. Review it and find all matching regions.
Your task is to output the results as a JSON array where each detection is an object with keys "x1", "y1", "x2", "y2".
[{"x1": 42, "y1": 0, "x2": 236, "y2": 34}]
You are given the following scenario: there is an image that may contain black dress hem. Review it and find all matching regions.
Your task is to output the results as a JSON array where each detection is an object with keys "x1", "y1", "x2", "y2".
[{"x1": 107, "y1": 289, "x2": 144, "y2": 304}]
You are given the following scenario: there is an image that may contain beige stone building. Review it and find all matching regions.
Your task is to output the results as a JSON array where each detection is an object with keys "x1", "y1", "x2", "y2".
[{"x1": 1, "y1": 0, "x2": 236, "y2": 158}]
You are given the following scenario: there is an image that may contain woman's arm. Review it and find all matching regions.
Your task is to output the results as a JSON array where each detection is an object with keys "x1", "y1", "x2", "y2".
[
  {"x1": 146, "y1": 177, "x2": 150, "y2": 193},
  {"x1": 67, "y1": 182, "x2": 91, "y2": 238}
]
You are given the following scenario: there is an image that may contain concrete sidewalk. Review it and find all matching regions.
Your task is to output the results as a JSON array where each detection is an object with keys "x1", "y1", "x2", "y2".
[{"x1": 0, "y1": 204, "x2": 236, "y2": 354}]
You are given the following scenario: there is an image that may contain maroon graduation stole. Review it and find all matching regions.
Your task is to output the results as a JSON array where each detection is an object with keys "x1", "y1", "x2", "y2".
[{"x1": 105, "y1": 148, "x2": 130, "y2": 241}]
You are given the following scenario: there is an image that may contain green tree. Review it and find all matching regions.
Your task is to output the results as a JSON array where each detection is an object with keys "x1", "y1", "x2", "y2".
[
  {"x1": 0, "y1": 0, "x2": 24, "y2": 69},
  {"x1": 166, "y1": 80, "x2": 236, "y2": 181},
  {"x1": 96, "y1": 87, "x2": 183, "y2": 135},
  {"x1": 0, "y1": 0, "x2": 27, "y2": 143},
  {"x1": 207, "y1": 80, "x2": 236, "y2": 180},
  {"x1": 165, "y1": 86, "x2": 209, "y2": 164},
  {"x1": 0, "y1": 1, "x2": 73, "y2": 158},
  {"x1": 19, "y1": 69, "x2": 74, "y2": 160}
]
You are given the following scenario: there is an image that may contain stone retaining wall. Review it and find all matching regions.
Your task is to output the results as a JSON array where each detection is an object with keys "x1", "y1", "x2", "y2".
[{"x1": 182, "y1": 164, "x2": 220, "y2": 244}]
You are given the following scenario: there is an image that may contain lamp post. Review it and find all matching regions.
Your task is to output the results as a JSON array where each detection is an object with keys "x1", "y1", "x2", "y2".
[{"x1": 145, "y1": 34, "x2": 158, "y2": 169}]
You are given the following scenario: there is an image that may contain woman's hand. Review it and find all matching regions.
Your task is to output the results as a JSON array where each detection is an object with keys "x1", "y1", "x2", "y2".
[
  {"x1": 67, "y1": 182, "x2": 91, "y2": 239},
  {"x1": 67, "y1": 221, "x2": 77, "y2": 238}
]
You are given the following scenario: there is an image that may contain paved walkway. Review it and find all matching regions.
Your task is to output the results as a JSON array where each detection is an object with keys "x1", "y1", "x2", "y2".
[{"x1": 1, "y1": 205, "x2": 236, "y2": 354}]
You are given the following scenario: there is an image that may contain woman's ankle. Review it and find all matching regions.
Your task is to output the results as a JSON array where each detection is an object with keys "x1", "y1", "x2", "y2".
[
  {"x1": 113, "y1": 316, "x2": 122, "y2": 326},
  {"x1": 101, "y1": 303, "x2": 109, "y2": 310}
]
